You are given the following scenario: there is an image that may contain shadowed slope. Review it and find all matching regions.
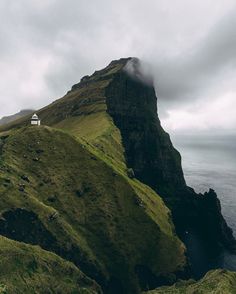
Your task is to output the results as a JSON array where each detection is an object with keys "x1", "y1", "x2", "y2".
[
  {"x1": 0, "y1": 126, "x2": 186, "y2": 293},
  {"x1": 0, "y1": 57, "x2": 235, "y2": 292},
  {"x1": 0, "y1": 236, "x2": 101, "y2": 294}
]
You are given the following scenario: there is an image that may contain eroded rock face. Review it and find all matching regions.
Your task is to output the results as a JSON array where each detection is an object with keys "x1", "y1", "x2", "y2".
[
  {"x1": 105, "y1": 65, "x2": 186, "y2": 196},
  {"x1": 104, "y1": 58, "x2": 236, "y2": 265},
  {"x1": 1, "y1": 57, "x2": 235, "y2": 288}
]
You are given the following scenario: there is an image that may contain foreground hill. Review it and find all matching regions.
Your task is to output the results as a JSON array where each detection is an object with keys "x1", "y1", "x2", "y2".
[
  {"x1": 0, "y1": 126, "x2": 186, "y2": 293},
  {"x1": 146, "y1": 269, "x2": 236, "y2": 294},
  {"x1": 0, "y1": 237, "x2": 101, "y2": 294},
  {"x1": 0, "y1": 57, "x2": 236, "y2": 293},
  {"x1": 0, "y1": 236, "x2": 100, "y2": 294}
]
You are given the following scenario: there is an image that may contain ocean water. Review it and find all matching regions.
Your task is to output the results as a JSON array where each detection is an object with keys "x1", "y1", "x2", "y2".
[{"x1": 172, "y1": 134, "x2": 236, "y2": 272}]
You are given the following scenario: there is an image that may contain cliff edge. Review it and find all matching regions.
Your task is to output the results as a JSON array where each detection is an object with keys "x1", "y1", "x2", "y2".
[{"x1": 0, "y1": 57, "x2": 235, "y2": 292}]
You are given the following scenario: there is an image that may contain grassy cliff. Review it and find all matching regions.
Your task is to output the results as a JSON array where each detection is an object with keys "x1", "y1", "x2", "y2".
[
  {"x1": 146, "y1": 270, "x2": 236, "y2": 294},
  {"x1": 0, "y1": 125, "x2": 186, "y2": 293},
  {"x1": 0, "y1": 236, "x2": 100, "y2": 294},
  {"x1": 0, "y1": 57, "x2": 235, "y2": 293}
]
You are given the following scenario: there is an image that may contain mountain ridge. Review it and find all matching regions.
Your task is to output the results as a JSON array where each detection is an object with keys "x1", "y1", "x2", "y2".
[
  {"x1": 0, "y1": 109, "x2": 34, "y2": 126},
  {"x1": 0, "y1": 57, "x2": 236, "y2": 293}
]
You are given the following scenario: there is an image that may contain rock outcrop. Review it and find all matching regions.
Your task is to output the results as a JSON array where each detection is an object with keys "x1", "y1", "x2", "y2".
[
  {"x1": 104, "y1": 58, "x2": 236, "y2": 273},
  {"x1": 104, "y1": 59, "x2": 236, "y2": 255},
  {"x1": 0, "y1": 57, "x2": 235, "y2": 292}
]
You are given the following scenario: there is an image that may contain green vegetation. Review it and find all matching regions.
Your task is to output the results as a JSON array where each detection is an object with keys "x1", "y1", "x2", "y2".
[
  {"x1": 0, "y1": 236, "x2": 100, "y2": 294},
  {"x1": 0, "y1": 57, "x2": 234, "y2": 293},
  {"x1": 0, "y1": 125, "x2": 186, "y2": 293},
  {"x1": 146, "y1": 270, "x2": 236, "y2": 294}
]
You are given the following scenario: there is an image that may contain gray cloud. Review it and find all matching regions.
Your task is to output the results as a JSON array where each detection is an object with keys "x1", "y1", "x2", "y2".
[
  {"x1": 0, "y1": 0, "x2": 236, "y2": 132},
  {"x1": 152, "y1": 7, "x2": 236, "y2": 103}
]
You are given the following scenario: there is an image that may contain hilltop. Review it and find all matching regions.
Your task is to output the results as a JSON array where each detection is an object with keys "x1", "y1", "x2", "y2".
[{"x1": 0, "y1": 57, "x2": 236, "y2": 293}]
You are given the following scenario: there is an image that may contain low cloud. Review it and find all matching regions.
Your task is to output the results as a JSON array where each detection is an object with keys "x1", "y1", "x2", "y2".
[{"x1": 0, "y1": 0, "x2": 236, "y2": 133}]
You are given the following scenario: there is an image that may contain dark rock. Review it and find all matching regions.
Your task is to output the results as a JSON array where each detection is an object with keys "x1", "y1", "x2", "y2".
[
  {"x1": 36, "y1": 149, "x2": 44, "y2": 154},
  {"x1": 21, "y1": 175, "x2": 30, "y2": 183},
  {"x1": 48, "y1": 212, "x2": 58, "y2": 221},
  {"x1": 75, "y1": 185, "x2": 91, "y2": 197},
  {"x1": 81, "y1": 75, "x2": 90, "y2": 82},
  {"x1": 32, "y1": 157, "x2": 39, "y2": 162},
  {"x1": 18, "y1": 183, "x2": 25, "y2": 192},
  {"x1": 47, "y1": 196, "x2": 56, "y2": 203},
  {"x1": 134, "y1": 197, "x2": 144, "y2": 207},
  {"x1": 75, "y1": 190, "x2": 83, "y2": 197},
  {"x1": 105, "y1": 58, "x2": 236, "y2": 265},
  {"x1": 127, "y1": 168, "x2": 135, "y2": 179},
  {"x1": 112, "y1": 171, "x2": 118, "y2": 177}
]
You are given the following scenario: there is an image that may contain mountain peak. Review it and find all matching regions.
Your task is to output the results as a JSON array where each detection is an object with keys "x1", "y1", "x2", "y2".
[
  {"x1": 0, "y1": 57, "x2": 235, "y2": 292},
  {"x1": 70, "y1": 57, "x2": 136, "y2": 93}
]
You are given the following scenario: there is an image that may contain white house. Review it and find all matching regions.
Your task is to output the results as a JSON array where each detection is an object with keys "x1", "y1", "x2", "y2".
[{"x1": 31, "y1": 113, "x2": 41, "y2": 126}]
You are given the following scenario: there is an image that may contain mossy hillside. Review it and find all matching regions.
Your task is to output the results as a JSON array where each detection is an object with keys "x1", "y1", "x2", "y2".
[
  {"x1": 0, "y1": 236, "x2": 100, "y2": 294},
  {"x1": 0, "y1": 126, "x2": 186, "y2": 292},
  {"x1": 0, "y1": 59, "x2": 127, "y2": 133},
  {"x1": 146, "y1": 269, "x2": 236, "y2": 294},
  {"x1": 54, "y1": 111, "x2": 126, "y2": 173},
  {"x1": 53, "y1": 102, "x2": 182, "y2": 242},
  {"x1": 53, "y1": 106, "x2": 187, "y2": 266}
]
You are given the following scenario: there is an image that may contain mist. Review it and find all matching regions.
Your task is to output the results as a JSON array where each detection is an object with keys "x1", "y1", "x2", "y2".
[{"x1": 0, "y1": 0, "x2": 236, "y2": 134}]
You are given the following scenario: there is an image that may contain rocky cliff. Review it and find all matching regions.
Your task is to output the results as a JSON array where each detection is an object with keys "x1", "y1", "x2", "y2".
[
  {"x1": 0, "y1": 57, "x2": 235, "y2": 293},
  {"x1": 104, "y1": 58, "x2": 236, "y2": 259}
]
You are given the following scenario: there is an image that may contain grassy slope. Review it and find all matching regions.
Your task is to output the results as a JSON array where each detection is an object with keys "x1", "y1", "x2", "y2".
[
  {"x1": 146, "y1": 270, "x2": 236, "y2": 294},
  {"x1": 0, "y1": 59, "x2": 235, "y2": 293},
  {"x1": 0, "y1": 59, "x2": 186, "y2": 292},
  {"x1": 0, "y1": 236, "x2": 100, "y2": 294},
  {"x1": 0, "y1": 125, "x2": 186, "y2": 293}
]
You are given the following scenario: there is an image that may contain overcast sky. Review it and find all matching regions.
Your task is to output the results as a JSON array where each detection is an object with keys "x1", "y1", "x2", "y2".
[{"x1": 0, "y1": 0, "x2": 236, "y2": 134}]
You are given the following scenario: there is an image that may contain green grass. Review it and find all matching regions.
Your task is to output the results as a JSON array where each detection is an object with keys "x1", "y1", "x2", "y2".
[
  {"x1": 0, "y1": 58, "x2": 186, "y2": 292},
  {"x1": 0, "y1": 125, "x2": 186, "y2": 293},
  {"x1": 146, "y1": 269, "x2": 236, "y2": 294},
  {"x1": 0, "y1": 236, "x2": 100, "y2": 294},
  {"x1": 0, "y1": 57, "x2": 234, "y2": 293}
]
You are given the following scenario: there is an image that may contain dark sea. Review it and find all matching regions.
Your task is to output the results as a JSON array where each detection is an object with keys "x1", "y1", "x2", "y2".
[{"x1": 172, "y1": 133, "x2": 236, "y2": 274}]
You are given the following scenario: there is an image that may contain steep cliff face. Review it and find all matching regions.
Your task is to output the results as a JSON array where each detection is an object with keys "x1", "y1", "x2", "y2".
[
  {"x1": 102, "y1": 58, "x2": 236, "y2": 257},
  {"x1": 0, "y1": 107, "x2": 186, "y2": 292},
  {"x1": 1, "y1": 57, "x2": 235, "y2": 256},
  {"x1": 0, "y1": 57, "x2": 235, "y2": 292},
  {"x1": 105, "y1": 60, "x2": 186, "y2": 196}
]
